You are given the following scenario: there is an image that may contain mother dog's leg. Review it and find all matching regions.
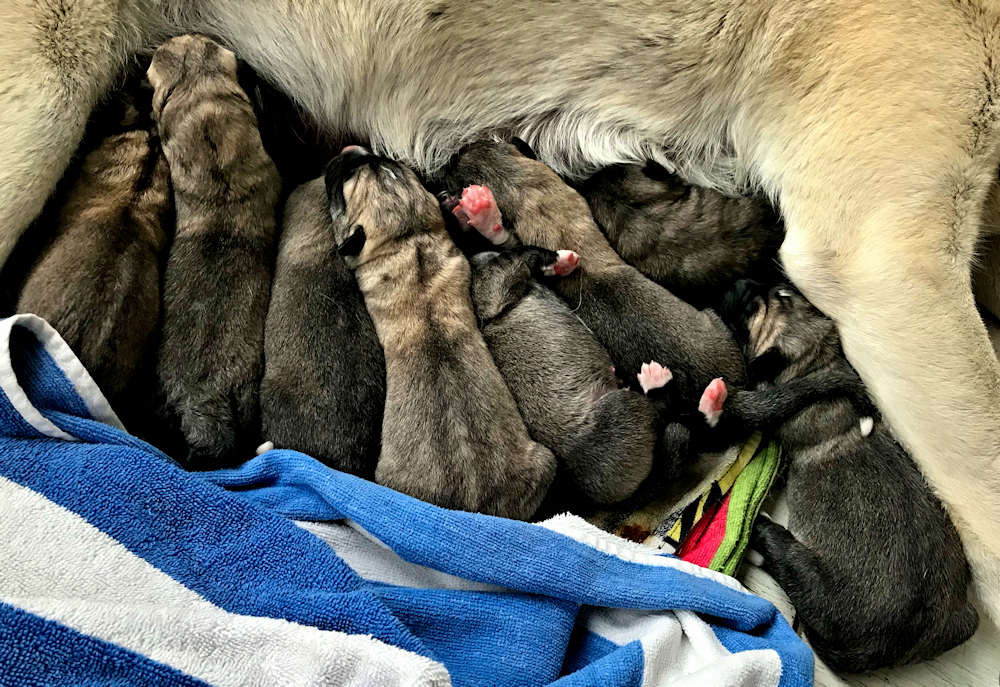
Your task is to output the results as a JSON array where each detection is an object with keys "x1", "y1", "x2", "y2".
[
  {"x1": 0, "y1": 0, "x2": 157, "y2": 265},
  {"x1": 755, "y1": 2, "x2": 1000, "y2": 621}
]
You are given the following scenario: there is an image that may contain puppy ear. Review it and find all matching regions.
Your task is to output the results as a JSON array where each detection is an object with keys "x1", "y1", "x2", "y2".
[
  {"x1": 747, "y1": 347, "x2": 788, "y2": 385},
  {"x1": 510, "y1": 137, "x2": 538, "y2": 160},
  {"x1": 338, "y1": 225, "x2": 366, "y2": 257}
]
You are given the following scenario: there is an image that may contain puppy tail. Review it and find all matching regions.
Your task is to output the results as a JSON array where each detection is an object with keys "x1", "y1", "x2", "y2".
[{"x1": 563, "y1": 389, "x2": 657, "y2": 504}]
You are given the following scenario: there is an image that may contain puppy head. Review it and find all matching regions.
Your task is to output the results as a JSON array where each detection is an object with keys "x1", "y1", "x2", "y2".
[
  {"x1": 147, "y1": 35, "x2": 240, "y2": 116},
  {"x1": 719, "y1": 280, "x2": 836, "y2": 382},
  {"x1": 324, "y1": 146, "x2": 443, "y2": 265},
  {"x1": 440, "y1": 138, "x2": 535, "y2": 194},
  {"x1": 469, "y1": 250, "x2": 532, "y2": 321}
]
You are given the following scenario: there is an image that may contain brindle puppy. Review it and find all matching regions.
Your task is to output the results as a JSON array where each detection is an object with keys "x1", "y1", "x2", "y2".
[
  {"x1": 470, "y1": 246, "x2": 659, "y2": 504},
  {"x1": 438, "y1": 140, "x2": 745, "y2": 414},
  {"x1": 325, "y1": 146, "x2": 556, "y2": 520},
  {"x1": 149, "y1": 35, "x2": 282, "y2": 469},
  {"x1": 710, "y1": 280, "x2": 978, "y2": 673},
  {"x1": 16, "y1": 86, "x2": 171, "y2": 426},
  {"x1": 580, "y1": 162, "x2": 785, "y2": 307},
  {"x1": 260, "y1": 178, "x2": 386, "y2": 478}
]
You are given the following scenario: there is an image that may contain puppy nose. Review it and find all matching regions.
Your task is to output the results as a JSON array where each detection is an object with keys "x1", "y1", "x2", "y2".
[{"x1": 341, "y1": 145, "x2": 369, "y2": 155}]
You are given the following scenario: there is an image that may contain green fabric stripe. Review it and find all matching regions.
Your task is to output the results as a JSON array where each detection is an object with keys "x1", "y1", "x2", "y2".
[{"x1": 708, "y1": 439, "x2": 783, "y2": 575}]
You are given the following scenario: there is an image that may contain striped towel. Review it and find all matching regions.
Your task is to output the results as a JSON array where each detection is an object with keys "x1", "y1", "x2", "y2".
[
  {"x1": 588, "y1": 432, "x2": 783, "y2": 575},
  {"x1": 0, "y1": 314, "x2": 812, "y2": 687}
]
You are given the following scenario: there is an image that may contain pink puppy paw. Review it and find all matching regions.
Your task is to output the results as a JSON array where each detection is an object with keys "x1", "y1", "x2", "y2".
[
  {"x1": 542, "y1": 250, "x2": 580, "y2": 277},
  {"x1": 698, "y1": 378, "x2": 728, "y2": 427},
  {"x1": 458, "y1": 185, "x2": 508, "y2": 244},
  {"x1": 637, "y1": 361, "x2": 673, "y2": 393}
]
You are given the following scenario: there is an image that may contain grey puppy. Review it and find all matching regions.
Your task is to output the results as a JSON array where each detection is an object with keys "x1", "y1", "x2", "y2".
[
  {"x1": 325, "y1": 146, "x2": 556, "y2": 520},
  {"x1": 260, "y1": 178, "x2": 386, "y2": 478},
  {"x1": 470, "y1": 245, "x2": 658, "y2": 505},
  {"x1": 149, "y1": 35, "x2": 282, "y2": 469},
  {"x1": 439, "y1": 140, "x2": 745, "y2": 413},
  {"x1": 580, "y1": 162, "x2": 785, "y2": 307},
  {"x1": 710, "y1": 280, "x2": 979, "y2": 673},
  {"x1": 17, "y1": 88, "x2": 171, "y2": 425}
]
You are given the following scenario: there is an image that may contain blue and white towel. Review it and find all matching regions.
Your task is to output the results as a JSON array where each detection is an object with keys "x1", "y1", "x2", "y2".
[{"x1": 0, "y1": 314, "x2": 814, "y2": 687}]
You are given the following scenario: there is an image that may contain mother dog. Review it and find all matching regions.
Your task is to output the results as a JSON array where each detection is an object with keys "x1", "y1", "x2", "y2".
[{"x1": 4, "y1": 0, "x2": 1000, "y2": 622}]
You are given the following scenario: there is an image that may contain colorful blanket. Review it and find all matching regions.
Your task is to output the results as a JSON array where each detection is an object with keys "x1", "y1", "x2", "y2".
[{"x1": 0, "y1": 314, "x2": 813, "y2": 686}]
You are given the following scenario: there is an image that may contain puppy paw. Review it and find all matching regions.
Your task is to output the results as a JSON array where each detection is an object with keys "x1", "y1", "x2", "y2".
[
  {"x1": 698, "y1": 378, "x2": 728, "y2": 427},
  {"x1": 637, "y1": 361, "x2": 673, "y2": 393},
  {"x1": 541, "y1": 250, "x2": 581, "y2": 276},
  {"x1": 458, "y1": 185, "x2": 507, "y2": 244},
  {"x1": 256, "y1": 441, "x2": 275, "y2": 455}
]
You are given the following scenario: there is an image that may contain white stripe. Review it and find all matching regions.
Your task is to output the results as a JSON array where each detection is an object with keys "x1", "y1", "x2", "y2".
[
  {"x1": 4, "y1": 314, "x2": 125, "y2": 430},
  {"x1": 0, "y1": 316, "x2": 77, "y2": 440},
  {"x1": 539, "y1": 513, "x2": 750, "y2": 594},
  {"x1": 0, "y1": 477, "x2": 450, "y2": 687},
  {"x1": 297, "y1": 520, "x2": 507, "y2": 593},
  {"x1": 583, "y1": 607, "x2": 782, "y2": 687}
]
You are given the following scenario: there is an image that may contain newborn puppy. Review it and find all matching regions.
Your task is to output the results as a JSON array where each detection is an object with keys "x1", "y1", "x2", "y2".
[
  {"x1": 260, "y1": 178, "x2": 386, "y2": 478},
  {"x1": 470, "y1": 246, "x2": 657, "y2": 504},
  {"x1": 325, "y1": 146, "x2": 556, "y2": 519},
  {"x1": 438, "y1": 140, "x2": 745, "y2": 412},
  {"x1": 711, "y1": 280, "x2": 978, "y2": 673},
  {"x1": 580, "y1": 162, "x2": 784, "y2": 307},
  {"x1": 149, "y1": 35, "x2": 282, "y2": 469},
  {"x1": 16, "y1": 85, "x2": 171, "y2": 421}
]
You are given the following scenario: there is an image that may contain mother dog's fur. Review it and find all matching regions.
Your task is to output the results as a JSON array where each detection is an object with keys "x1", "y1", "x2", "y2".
[{"x1": 4, "y1": 0, "x2": 1000, "y2": 626}]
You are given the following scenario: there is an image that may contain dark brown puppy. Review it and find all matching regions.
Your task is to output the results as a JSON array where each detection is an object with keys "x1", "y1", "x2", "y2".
[
  {"x1": 260, "y1": 178, "x2": 386, "y2": 478},
  {"x1": 580, "y1": 162, "x2": 785, "y2": 307},
  {"x1": 325, "y1": 146, "x2": 556, "y2": 520},
  {"x1": 712, "y1": 281, "x2": 978, "y2": 673},
  {"x1": 150, "y1": 35, "x2": 282, "y2": 469},
  {"x1": 469, "y1": 246, "x2": 658, "y2": 504},
  {"x1": 439, "y1": 140, "x2": 745, "y2": 413},
  {"x1": 16, "y1": 89, "x2": 171, "y2": 425}
]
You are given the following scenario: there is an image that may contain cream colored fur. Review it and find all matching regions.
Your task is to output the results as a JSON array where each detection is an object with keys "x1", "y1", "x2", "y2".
[{"x1": 4, "y1": 0, "x2": 1000, "y2": 624}]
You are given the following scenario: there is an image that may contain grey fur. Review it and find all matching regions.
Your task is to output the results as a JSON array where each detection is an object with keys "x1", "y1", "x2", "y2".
[
  {"x1": 470, "y1": 246, "x2": 657, "y2": 504},
  {"x1": 151, "y1": 35, "x2": 281, "y2": 469},
  {"x1": 260, "y1": 178, "x2": 385, "y2": 478},
  {"x1": 580, "y1": 162, "x2": 785, "y2": 307},
  {"x1": 440, "y1": 140, "x2": 746, "y2": 411},
  {"x1": 325, "y1": 147, "x2": 556, "y2": 519},
  {"x1": 716, "y1": 280, "x2": 979, "y2": 673}
]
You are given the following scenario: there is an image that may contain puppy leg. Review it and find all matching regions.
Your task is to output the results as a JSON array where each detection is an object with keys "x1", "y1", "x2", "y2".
[
  {"x1": 756, "y1": 46, "x2": 1000, "y2": 623},
  {"x1": 0, "y1": 0, "x2": 155, "y2": 266}
]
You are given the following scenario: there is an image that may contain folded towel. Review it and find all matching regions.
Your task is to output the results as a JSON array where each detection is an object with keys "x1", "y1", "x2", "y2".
[{"x1": 0, "y1": 314, "x2": 813, "y2": 687}]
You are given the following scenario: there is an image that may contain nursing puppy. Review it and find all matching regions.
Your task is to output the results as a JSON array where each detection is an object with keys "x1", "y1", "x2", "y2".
[
  {"x1": 470, "y1": 246, "x2": 659, "y2": 504},
  {"x1": 7, "y1": 0, "x2": 1000, "y2": 624},
  {"x1": 325, "y1": 146, "x2": 556, "y2": 519},
  {"x1": 711, "y1": 280, "x2": 978, "y2": 672},
  {"x1": 149, "y1": 35, "x2": 281, "y2": 469},
  {"x1": 260, "y1": 178, "x2": 385, "y2": 478},
  {"x1": 16, "y1": 91, "x2": 171, "y2": 417},
  {"x1": 580, "y1": 162, "x2": 784, "y2": 307},
  {"x1": 440, "y1": 141, "x2": 745, "y2": 411}
]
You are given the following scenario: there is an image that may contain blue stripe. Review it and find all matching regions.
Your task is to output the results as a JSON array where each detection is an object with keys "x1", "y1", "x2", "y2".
[
  {"x1": 374, "y1": 585, "x2": 578, "y2": 686},
  {"x1": 9, "y1": 326, "x2": 92, "y2": 421},
  {"x1": 552, "y1": 638, "x2": 643, "y2": 687},
  {"x1": 0, "y1": 603, "x2": 211, "y2": 687},
  {"x1": 712, "y1": 623, "x2": 814, "y2": 687}
]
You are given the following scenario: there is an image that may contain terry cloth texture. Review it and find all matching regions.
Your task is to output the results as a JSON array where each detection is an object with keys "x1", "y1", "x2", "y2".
[{"x1": 0, "y1": 314, "x2": 813, "y2": 687}]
